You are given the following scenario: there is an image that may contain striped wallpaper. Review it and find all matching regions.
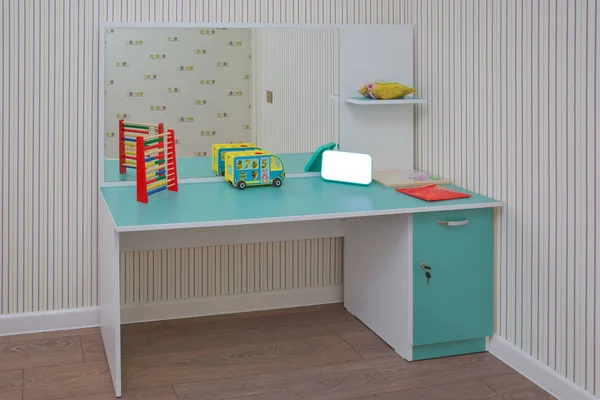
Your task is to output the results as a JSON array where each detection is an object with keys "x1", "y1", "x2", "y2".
[
  {"x1": 120, "y1": 238, "x2": 343, "y2": 305},
  {"x1": 409, "y1": 1, "x2": 599, "y2": 395},
  {"x1": 0, "y1": 0, "x2": 598, "y2": 396},
  {"x1": 253, "y1": 27, "x2": 339, "y2": 153}
]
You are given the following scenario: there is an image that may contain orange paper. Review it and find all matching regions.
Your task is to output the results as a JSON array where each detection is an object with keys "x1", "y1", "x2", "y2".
[{"x1": 395, "y1": 184, "x2": 471, "y2": 202}]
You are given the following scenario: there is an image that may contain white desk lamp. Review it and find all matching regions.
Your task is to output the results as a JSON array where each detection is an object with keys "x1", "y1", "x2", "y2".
[{"x1": 320, "y1": 150, "x2": 373, "y2": 185}]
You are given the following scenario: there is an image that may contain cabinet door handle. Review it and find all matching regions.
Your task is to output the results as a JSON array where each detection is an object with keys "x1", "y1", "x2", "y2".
[{"x1": 436, "y1": 219, "x2": 469, "y2": 226}]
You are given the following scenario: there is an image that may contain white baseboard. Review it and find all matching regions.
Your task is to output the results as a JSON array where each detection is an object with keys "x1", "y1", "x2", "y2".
[
  {"x1": 0, "y1": 307, "x2": 100, "y2": 337},
  {"x1": 489, "y1": 335, "x2": 598, "y2": 400},
  {"x1": 121, "y1": 284, "x2": 344, "y2": 324},
  {"x1": 0, "y1": 285, "x2": 343, "y2": 336}
]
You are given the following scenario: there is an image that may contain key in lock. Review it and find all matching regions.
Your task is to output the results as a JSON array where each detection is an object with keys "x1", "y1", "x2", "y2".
[{"x1": 420, "y1": 262, "x2": 432, "y2": 284}]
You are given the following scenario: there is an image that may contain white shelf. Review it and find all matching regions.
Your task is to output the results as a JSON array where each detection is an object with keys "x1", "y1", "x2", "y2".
[{"x1": 344, "y1": 96, "x2": 426, "y2": 105}]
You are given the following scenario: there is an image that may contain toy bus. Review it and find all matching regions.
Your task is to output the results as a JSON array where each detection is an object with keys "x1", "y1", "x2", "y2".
[
  {"x1": 224, "y1": 150, "x2": 286, "y2": 189},
  {"x1": 211, "y1": 143, "x2": 260, "y2": 176}
]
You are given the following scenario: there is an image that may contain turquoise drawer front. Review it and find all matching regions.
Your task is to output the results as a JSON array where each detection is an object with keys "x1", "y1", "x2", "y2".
[{"x1": 412, "y1": 208, "x2": 493, "y2": 346}]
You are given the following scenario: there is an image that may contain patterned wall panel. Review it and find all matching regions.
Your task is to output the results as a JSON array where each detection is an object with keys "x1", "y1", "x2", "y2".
[
  {"x1": 104, "y1": 27, "x2": 253, "y2": 158},
  {"x1": 0, "y1": 0, "x2": 598, "y2": 396}
]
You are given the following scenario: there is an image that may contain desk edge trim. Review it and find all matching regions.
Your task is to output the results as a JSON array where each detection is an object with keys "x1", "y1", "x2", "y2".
[{"x1": 114, "y1": 201, "x2": 504, "y2": 232}]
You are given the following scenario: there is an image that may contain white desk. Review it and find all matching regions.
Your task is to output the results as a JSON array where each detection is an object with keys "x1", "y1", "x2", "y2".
[{"x1": 99, "y1": 177, "x2": 502, "y2": 397}]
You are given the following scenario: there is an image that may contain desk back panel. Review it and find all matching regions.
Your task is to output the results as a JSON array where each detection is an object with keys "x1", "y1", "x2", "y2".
[{"x1": 339, "y1": 25, "x2": 415, "y2": 171}]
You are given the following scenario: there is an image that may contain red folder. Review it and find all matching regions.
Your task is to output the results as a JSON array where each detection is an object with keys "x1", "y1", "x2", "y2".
[{"x1": 395, "y1": 184, "x2": 471, "y2": 202}]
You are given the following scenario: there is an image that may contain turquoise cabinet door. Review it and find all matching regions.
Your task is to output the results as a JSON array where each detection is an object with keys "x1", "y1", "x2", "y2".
[{"x1": 412, "y1": 208, "x2": 493, "y2": 346}]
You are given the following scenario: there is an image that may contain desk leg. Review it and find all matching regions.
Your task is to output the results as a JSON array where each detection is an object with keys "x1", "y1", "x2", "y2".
[
  {"x1": 344, "y1": 214, "x2": 413, "y2": 360},
  {"x1": 99, "y1": 198, "x2": 122, "y2": 397}
]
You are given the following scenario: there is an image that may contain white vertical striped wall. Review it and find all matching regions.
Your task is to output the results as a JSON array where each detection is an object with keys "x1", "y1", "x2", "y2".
[
  {"x1": 120, "y1": 238, "x2": 343, "y2": 304},
  {"x1": 407, "y1": 0, "x2": 599, "y2": 396},
  {"x1": 253, "y1": 28, "x2": 339, "y2": 153},
  {"x1": 0, "y1": 0, "x2": 598, "y2": 396}
]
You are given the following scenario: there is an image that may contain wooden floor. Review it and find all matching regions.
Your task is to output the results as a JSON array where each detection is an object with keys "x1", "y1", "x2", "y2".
[{"x1": 0, "y1": 304, "x2": 555, "y2": 400}]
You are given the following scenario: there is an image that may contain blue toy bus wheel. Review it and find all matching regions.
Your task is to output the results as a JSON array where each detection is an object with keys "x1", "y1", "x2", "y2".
[
  {"x1": 237, "y1": 181, "x2": 247, "y2": 190},
  {"x1": 273, "y1": 178, "x2": 282, "y2": 187}
]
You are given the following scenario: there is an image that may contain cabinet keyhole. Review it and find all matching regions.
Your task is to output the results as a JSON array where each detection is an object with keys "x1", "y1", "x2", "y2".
[{"x1": 421, "y1": 262, "x2": 432, "y2": 284}]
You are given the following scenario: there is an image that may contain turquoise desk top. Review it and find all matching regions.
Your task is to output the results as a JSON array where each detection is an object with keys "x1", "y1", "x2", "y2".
[
  {"x1": 104, "y1": 152, "x2": 314, "y2": 182},
  {"x1": 101, "y1": 177, "x2": 502, "y2": 232}
]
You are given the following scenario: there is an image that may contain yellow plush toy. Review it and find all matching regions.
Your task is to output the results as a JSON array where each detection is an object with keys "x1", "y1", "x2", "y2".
[{"x1": 358, "y1": 82, "x2": 416, "y2": 100}]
